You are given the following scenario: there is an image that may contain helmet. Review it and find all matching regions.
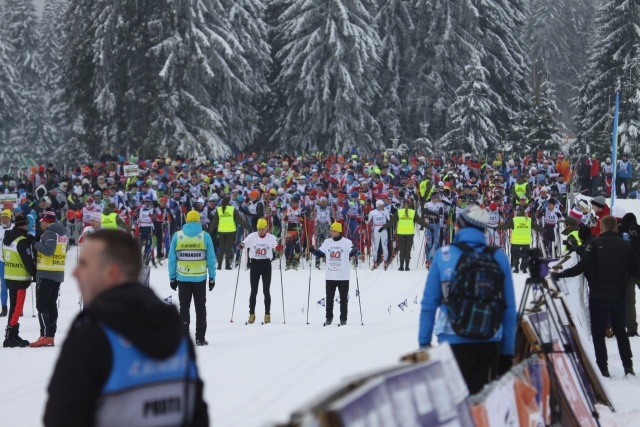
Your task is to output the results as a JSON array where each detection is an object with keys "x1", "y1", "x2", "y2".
[
  {"x1": 144, "y1": 196, "x2": 152, "y2": 202},
  {"x1": 291, "y1": 195, "x2": 300, "y2": 203},
  {"x1": 349, "y1": 192, "x2": 359, "y2": 199},
  {"x1": 236, "y1": 195, "x2": 245, "y2": 203},
  {"x1": 277, "y1": 188, "x2": 285, "y2": 195},
  {"x1": 152, "y1": 180, "x2": 158, "y2": 186},
  {"x1": 249, "y1": 189, "x2": 260, "y2": 200},
  {"x1": 269, "y1": 188, "x2": 277, "y2": 196},
  {"x1": 376, "y1": 200, "x2": 384, "y2": 207},
  {"x1": 160, "y1": 196, "x2": 168, "y2": 204},
  {"x1": 489, "y1": 202, "x2": 497, "y2": 211},
  {"x1": 196, "y1": 198, "x2": 204, "y2": 205},
  {"x1": 309, "y1": 189, "x2": 318, "y2": 198}
]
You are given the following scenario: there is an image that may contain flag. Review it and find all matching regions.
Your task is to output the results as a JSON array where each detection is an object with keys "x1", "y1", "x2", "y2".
[
  {"x1": 317, "y1": 298, "x2": 325, "y2": 307},
  {"x1": 611, "y1": 89, "x2": 621, "y2": 208}
]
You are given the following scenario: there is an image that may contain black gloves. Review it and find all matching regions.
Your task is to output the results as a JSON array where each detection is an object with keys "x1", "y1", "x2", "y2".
[
  {"x1": 498, "y1": 354, "x2": 513, "y2": 376},
  {"x1": 170, "y1": 280, "x2": 178, "y2": 291},
  {"x1": 208, "y1": 279, "x2": 215, "y2": 291}
]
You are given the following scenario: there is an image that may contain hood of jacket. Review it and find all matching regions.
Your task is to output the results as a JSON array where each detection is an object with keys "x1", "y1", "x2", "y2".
[
  {"x1": 3, "y1": 228, "x2": 28, "y2": 246},
  {"x1": 43, "y1": 221, "x2": 67, "y2": 237},
  {"x1": 88, "y1": 283, "x2": 183, "y2": 359},
  {"x1": 182, "y1": 221, "x2": 203, "y2": 237}
]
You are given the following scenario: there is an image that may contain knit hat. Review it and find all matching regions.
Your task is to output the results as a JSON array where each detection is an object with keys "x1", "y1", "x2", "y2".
[
  {"x1": 578, "y1": 199, "x2": 590, "y2": 212},
  {"x1": 568, "y1": 207, "x2": 583, "y2": 220},
  {"x1": 257, "y1": 218, "x2": 268, "y2": 229},
  {"x1": 591, "y1": 196, "x2": 606, "y2": 208},
  {"x1": 1, "y1": 209, "x2": 11, "y2": 218},
  {"x1": 41, "y1": 210, "x2": 56, "y2": 223},
  {"x1": 330, "y1": 222, "x2": 342, "y2": 233},
  {"x1": 186, "y1": 210, "x2": 200, "y2": 223},
  {"x1": 376, "y1": 200, "x2": 384, "y2": 207},
  {"x1": 457, "y1": 206, "x2": 489, "y2": 230},
  {"x1": 14, "y1": 214, "x2": 28, "y2": 228},
  {"x1": 90, "y1": 212, "x2": 102, "y2": 222}
]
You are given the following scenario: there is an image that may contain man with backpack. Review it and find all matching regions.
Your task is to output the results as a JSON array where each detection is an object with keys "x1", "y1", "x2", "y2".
[{"x1": 418, "y1": 205, "x2": 517, "y2": 394}]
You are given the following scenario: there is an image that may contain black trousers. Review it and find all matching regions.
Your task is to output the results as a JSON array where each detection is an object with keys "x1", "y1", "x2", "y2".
[
  {"x1": 451, "y1": 342, "x2": 499, "y2": 395},
  {"x1": 590, "y1": 297, "x2": 633, "y2": 370},
  {"x1": 510, "y1": 244, "x2": 529, "y2": 271},
  {"x1": 397, "y1": 235, "x2": 413, "y2": 263},
  {"x1": 178, "y1": 281, "x2": 207, "y2": 341},
  {"x1": 36, "y1": 278, "x2": 61, "y2": 337},
  {"x1": 326, "y1": 280, "x2": 349, "y2": 322},
  {"x1": 249, "y1": 259, "x2": 272, "y2": 314},
  {"x1": 217, "y1": 232, "x2": 235, "y2": 268}
]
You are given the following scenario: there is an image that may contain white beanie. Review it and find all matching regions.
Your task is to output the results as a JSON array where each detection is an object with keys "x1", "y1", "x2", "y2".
[
  {"x1": 457, "y1": 206, "x2": 489, "y2": 230},
  {"x1": 376, "y1": 200, "x2": 384, "y2": 207}
]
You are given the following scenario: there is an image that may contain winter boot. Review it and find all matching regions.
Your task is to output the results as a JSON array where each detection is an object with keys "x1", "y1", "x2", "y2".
[
  {"x1": 383, "y1": 261, "x2": 388, "y2": 270},
  {"x1": 264, "y1": 314, "x2": 271, "y2": 324},
  {"x1": 371, "y1": 262, "x2": 378, "y2": 270},
  {"x1": 0, "y1": 306, "x2": 6, "y2": 317},
  {"x1": 248, "y1": 314, "x2": 256, "y2": 324},
  {"x1": 30, "y1": 336, "x2": 55, "y2": 348},
  {"x1": 324, "y1": 318, "x2": 333, "y2": 326},
  {"x1": 398, "y1": 260, "x2": 405, "y2": 271},
  {"x1": 195, "y1": 339, "x2": 209, "y2": 346},
  {"x1": 625, "y1": 366, "x2": 635, "y2": 376},
  {"x1": 340, "y1": 320, "x2": 347, "y2": 326},
  {"x1": 3, "y1": 324, "x2": 29, "y2": 348}
]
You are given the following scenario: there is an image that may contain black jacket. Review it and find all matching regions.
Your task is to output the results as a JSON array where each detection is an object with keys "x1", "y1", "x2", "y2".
[
  {"x1": 3, "y1": 228, "x2": 36, "y2": 289},
  {"x1": 44, "y1": 283, "x2": 209, "y2": 427},
  {"x1": 581, "y1": 232, "x2": 640, "y2": 301}
]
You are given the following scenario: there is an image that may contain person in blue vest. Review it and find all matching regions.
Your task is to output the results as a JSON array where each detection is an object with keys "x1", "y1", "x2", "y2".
[
  {"x1": 616, "y1": 154, "x2": 633, "y2": 199},
  {"x1": 169, "y1": 210, "x2": 216, "y2": 346},
  {"x1": 418, "y1": 205, "x2": 517, "y2": 394},
  {"x1": 44, "y1": 229, "x2": 209, "y2": 426}
]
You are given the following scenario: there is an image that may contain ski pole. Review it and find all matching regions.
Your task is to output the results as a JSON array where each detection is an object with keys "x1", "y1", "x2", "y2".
[
  {"x1": 306, "y1": 250, "x2": 312, "y2": 325},
  {"x1": 354, "y1": 262, "x2": 363, "y2": 325},
  {"x1": 280, "y1": 249, "x2": 286, "y2": 324},
  {"x1": 230, "y1": 247, "x2": 242, "y2": 323},
  {"x1": 415, "y1": 229, "x2": 426, "y2": 269},
  {"x1": 31, "y1": 282, "x2": 36, "y2": 317}
]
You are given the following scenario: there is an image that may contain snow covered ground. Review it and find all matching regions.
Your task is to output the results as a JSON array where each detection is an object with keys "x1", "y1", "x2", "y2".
[{"x1": 0, "y1": 242, "x2": 639, "y2": 426}]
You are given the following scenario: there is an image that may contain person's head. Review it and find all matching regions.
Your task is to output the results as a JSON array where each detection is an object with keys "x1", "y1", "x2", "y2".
[
  {"x1": 455, "y1": 206, "x2": 489, "y2": 232},
  {"x1": 0, "y1": 209, "x2": 11, "y2": 228},
  {"x1": 330, "y1": 221, "x2": 342, "y2": 238},
  {"x1": 600, "y1": 215, "x2": 617, "y2": 234},
  {"x1": 591, "y1": 196, "x2": 607, "y2": 214},
  {"x1": 376, "y1": 199, "x2": 384, "y2": 210},
  {"x1": 74, "y1": 230, "x2": 142, "y2": 305},
  {"x1": 90, "y1": 212, "x2": 102, "y2": 229},
  {"x1": 547, "y1": 199, "x2": 556, "y2": 211},
  {"x1": 257, "y1": 218, "x2": 268, "y2": 237},
  {"x1": 186, "y1": 210, "x2": 200, "y2": 223},
  {"x1": 40, "y1": 210, "x2": 56, "y2": 232}
]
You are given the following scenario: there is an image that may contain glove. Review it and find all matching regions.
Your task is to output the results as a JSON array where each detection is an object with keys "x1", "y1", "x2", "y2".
[
  {"x1": 275, "y1": 244, "x2": 283, "y2": 252},
  {"x1": 238, "y1": 242, "x2": 245, "y2": 249},
  {"x1": 208, "y1": 279, "x2": 215, "y2": 291},
  {"x1": 309, "y1": 245, "x2": 315, "y2": 254},
  {"x1": 550, "y1": 272, "x2": 562, "y2": 281},
  {"x1": 170, "y1": 280, "x2": 178, "y2": 291},
  {"x1": 498, "y1": 354, "x2": 513, "y2": 376}
]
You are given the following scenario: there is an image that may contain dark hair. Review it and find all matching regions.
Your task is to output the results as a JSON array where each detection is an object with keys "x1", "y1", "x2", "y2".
[
  {"x1": 600, "y1": 215, "x2": 618, "y2": 233},
  {"x1": 86, "y1": 230, "x2": 142, "y2": 281}
]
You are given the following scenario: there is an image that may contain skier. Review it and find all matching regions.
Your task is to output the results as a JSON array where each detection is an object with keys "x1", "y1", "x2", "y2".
[
  {"x1": 78, "y1": 212, "x2": 102, "y2": 244},
  {"x1": 312, "y1": 222, "x2": 358, "y2": 326},
  {"x1": 313, "y1": 196, "x2": 333, "y2": 269},
  {"x1": 240, "y1": 218, "x2": 282, "y2": 324},
  {"x1": 367, "y1": 200, "x2": 390, "y2": 269}
]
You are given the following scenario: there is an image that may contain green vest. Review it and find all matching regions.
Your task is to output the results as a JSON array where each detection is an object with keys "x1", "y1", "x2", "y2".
[
  {"x1": 514, "y1": 182, "x2": 528, "y2": 198},
  {"x1": 397, "y1": 209, "x2": 416, "y2": 235},
  {"x1": 217, "y1": 206, "x2": 236, "y2": 232},
  {"x1": 101, "y1": 213, "x2": 119, "y2": 229},
  {"x1": 175, "y1": 231, "x2": 207, "y2": 277},
  {"x1": 3, "y1": 236, "x2": 31, "y2": 281},
  {"x1": 511, "y1": 217, "x2": 532, "y2": 245}
]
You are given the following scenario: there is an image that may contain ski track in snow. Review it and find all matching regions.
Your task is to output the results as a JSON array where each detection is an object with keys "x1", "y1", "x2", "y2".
[{"x1": 0, "y1": 245, "x2": 639, "y2": 426}]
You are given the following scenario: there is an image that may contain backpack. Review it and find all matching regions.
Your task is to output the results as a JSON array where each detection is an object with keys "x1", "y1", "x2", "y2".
[{"x1": 443, "y1": 243, "x2": 506, "y2": 339}]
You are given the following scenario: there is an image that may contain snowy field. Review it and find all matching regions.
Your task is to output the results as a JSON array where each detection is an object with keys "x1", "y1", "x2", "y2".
[{"x1": 1, "y1": 241, "x2": 639, "y2": 426}]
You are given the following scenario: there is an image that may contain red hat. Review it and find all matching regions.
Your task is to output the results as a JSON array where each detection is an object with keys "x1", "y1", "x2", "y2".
[
  {"x1": 38, "y1": 165, "x2": 45, "y2": 173},
  {"x1": 41, "y1": 210, "x2": 56, "y2": 223},
  {"x1": 309, "y1": 189, "x2": 318, "y2": 197},
  {"x1": 489, "y1": 202, "x2": 497, "y2": 211}
]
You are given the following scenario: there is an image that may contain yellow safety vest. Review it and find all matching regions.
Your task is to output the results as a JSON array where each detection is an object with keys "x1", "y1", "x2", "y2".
[
  {"x1": 37, "y1": 233, "x2": 68, "y2": 272},
  {"x1": 101, "y1": 213, "x2": 119, "y2": 229},
  {"x1": 511, "y1": 217, "x2": 532, "y2": 245},
  {"x1": 563, "y1": 229, "x2": 582, "y2": 252},
  {"x1": 419, "y1": 180, "x2": 433, "y2": 200},
  {"x1": 175, "y1": 231, "x2": 207, "y2": 277},
  {"x1": 217, "y1": 206, "x2": 236, "y2": 233},
  {"x1": 514, "y1": 182, "x2": 528, "y2": 198},
  {"x1": 397, "y1": 209, "x2": 416, "y2": 235},
  {"x1": 3, "y1": 236, "x2": 31, "y2": 281}
]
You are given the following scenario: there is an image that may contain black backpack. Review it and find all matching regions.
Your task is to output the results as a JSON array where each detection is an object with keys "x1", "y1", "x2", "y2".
[{"x1": 443, "y1": 243, "x2": 506, "y2": 339}]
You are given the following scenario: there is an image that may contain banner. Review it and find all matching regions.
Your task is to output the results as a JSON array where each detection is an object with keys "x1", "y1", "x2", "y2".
[
  {"x1": 123, "y1": 164, "x2": 139, "y2": 177},
  {"x1": 0, "y1": 193, "x2": 17, "y2": 206}
]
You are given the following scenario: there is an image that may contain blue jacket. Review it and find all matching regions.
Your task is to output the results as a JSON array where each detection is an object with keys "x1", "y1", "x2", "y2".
[
  {"x1": 418, "y1": 227, "x2": 517, "y2": 354},
  {"x1": 168, "y1": 222, "x2": 216, "y2": 282},
  {"x1": 617, "y1": 160, "x2": 633, "y2": 179}
]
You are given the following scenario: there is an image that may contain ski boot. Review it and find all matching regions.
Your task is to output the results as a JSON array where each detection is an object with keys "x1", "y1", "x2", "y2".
[
  {"x1": 247, "y1": 314, "x2": 256, "y2": 324},
  {"x1": 263, "y1": 314, "x2": 271, "y2": 324},
  {"x1": 323, "y1": 317, "x2": 333, "y2": 326},
  {"x1": 0, "y1": 306, "x2": 6, "y2": 317},
  {"x1": 339, "y1": 320, "x2": 347, "y2": 326},
  {"x1": 383, "y1": 261, "x2": 388, "y2": 270},
  {"x1": 625, "y1": 366, "x2": 635, "y2": 376},
  {"x1": 315, "y1": 260, "x2": 321, "y2": 270},
  {"x1": 398, "y1": 261, "x2": 405, "y2": 271}
]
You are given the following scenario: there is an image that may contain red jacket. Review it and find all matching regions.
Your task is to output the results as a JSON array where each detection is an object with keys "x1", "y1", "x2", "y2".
[
  {"x1": 590, "y1": 159, "x2": 600, "y2": 177},
  {"x1": 591, "y1": 204, "x2": 611, "y2": 236}
]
